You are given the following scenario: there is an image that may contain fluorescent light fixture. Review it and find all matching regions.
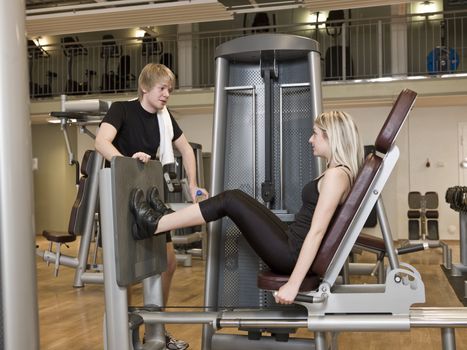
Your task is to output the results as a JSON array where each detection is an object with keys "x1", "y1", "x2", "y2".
[{"x1": 308, "y1": 11, "x2": 328, "y2": 28}]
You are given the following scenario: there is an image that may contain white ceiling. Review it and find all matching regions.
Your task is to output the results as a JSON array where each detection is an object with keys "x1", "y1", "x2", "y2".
[
  {"x1": 25, "y1": 0, "x2": 417, "y2": 37},
  {"x1": 26, "y1": 0, "x2": 232, "y2": 36},
  {"x1": 302, "y1": 0, "x2": 417, "y2": 12}
]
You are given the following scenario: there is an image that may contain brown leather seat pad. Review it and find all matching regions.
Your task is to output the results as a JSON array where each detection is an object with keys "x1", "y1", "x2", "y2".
[
  {"x1": 356, "y1": 232, "x2": 386, "y2": 253},
  {"x1": 42, "y1": 230, "x2": 77, "y2": 243},
  {"x1": 257, "y1": 271, "x2": 321, "y2": 292}
]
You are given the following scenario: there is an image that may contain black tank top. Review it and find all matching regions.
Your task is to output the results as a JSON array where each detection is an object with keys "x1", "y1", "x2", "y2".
[
  {"x1": 287, "y1": 179, "x2": 320, "y2": 260},
  {"x1": 287, "y1": 165, "x2": 351, "y2": 261}
]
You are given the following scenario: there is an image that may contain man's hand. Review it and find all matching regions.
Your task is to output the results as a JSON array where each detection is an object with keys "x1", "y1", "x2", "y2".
[{"x1": 132, "y1": 152, "x2": 152, "y2": 163}]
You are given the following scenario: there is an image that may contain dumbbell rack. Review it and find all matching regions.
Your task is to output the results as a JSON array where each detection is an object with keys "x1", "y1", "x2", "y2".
[{"x1": 442, "y1": 186, "x2": 467, "y2": 305}]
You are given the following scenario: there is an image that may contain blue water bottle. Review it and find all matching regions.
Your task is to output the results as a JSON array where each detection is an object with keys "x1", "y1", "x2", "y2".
[{"x1": 195, "y1": 189, "x2": 204, "y2": 203}]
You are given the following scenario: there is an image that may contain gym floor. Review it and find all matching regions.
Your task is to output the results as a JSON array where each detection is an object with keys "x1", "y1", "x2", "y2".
[{"x1": 36, "y1": 237, "x2": 467, "y2": 350}]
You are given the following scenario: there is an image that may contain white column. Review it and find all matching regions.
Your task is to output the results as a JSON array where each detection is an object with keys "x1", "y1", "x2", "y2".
[
  {"x1": 391, "y1": 4, "x2": 408, "y2": 76},
  {"x1": 0, "y1": 0, "x2": 39, "y2": 348},
  {"x1": 177, "y1": 24, "x2": 195, "y2": 88}
]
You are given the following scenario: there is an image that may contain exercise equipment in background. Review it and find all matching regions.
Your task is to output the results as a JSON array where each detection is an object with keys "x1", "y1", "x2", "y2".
[
  {"x1": 36, "y1": 97, "x2": 108, "y2": 287},
  {"x1": 443, "y1": 186, "x2": 467, "y2": 305},
  {"x1": 324, "y1": 10, "x2": 354, "y2": 81},
  {"x1": 407, "y1": 191, "x2": 439, "y2": 240},
  {"x1": 163, "y1": 142, "x2": 207, "y2": 267},
  {"x1": 61, "y1": 36, "x2": 91, "y2": 95},
  {"x1": 427, "y1": 20, "x2": 460, "y2": 74},
  {"x1": 100, "y1": 34, "x2": 121, "y2": 92},
  {"x1": 28, "y1": 39, "x2": 50, "y2": 97}
]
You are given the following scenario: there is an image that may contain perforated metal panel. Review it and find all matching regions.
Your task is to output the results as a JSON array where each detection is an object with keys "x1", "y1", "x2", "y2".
[{"x1": 0, "y1": 257, "x2": 3, "y2": 349}]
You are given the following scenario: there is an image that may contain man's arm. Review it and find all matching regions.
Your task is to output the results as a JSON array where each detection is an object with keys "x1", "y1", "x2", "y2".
[
  {"x1": 95, "y1": 122, "x2": 122, "y2": 161},
  {"x1": 173, "y1": 134, "x2": 208, "y2": 201}
]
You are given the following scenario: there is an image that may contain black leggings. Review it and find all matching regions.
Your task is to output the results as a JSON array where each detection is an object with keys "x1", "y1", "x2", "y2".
[{"x1": 198, "y1": 189, "x2": 296, "y2": 274}]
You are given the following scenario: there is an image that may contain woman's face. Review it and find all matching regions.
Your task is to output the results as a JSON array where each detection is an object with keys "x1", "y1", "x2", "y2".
[{"x1": 309, "y1": 126, "x2": 330, "y2": 159}]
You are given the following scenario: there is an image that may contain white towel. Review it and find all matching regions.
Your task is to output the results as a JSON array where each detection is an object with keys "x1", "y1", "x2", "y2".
[{"x1": 157, "y1": 106, "x2": 175, "y2": 166}]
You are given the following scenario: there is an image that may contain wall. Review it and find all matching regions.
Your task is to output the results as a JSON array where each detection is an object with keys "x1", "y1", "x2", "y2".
[
  {"x1": 143, "y1": 102, "x2": 466, "y2": 242},
  {"x1": 31, "y1": 87, "x2": 467, "y2": 242},
  {"x1": 32, "y1": 124, "x2": 77, "y2": 234}
]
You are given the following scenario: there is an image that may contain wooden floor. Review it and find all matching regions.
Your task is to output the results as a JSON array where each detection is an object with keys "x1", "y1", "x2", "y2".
[{"x1": 36, "y1": 237, "x2": 467, "y2": 350}]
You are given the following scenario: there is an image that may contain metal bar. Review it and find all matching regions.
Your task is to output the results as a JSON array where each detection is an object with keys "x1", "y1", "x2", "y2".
[
  {"x1": 203, "y1": 56, "x2": 229, "y2": 350},
  {"x1": 314, "y1": 332, "x2": 327, "y2": 350},
  {"x1": 280, "y1": 82, "x2": 311, "y2": 88},
  {"x1": 252, "y1": 86, "x2": 256, "y2": 199},
  {"x1": 143, "y1": 275, "x2": 166, "y2": 346},
  {"x1": 410, "y1": 307, "x2": 467, "y2": 327},
  {"x1": 342, "y1": 23, "x2": 347, "y2": 80},
  {"x1": 460, "y1": 211, "x2": 467, "y2": 265},
  {"x1": 140, "y1": 311, "x2": 220, "y2": 325},
  {"x1": 378, "y1": 20, "x2": 383, "y2": 77},
  {"x1": 376, "y1": 197, "x2": 400, "y2": 270},
  {"x1": 99, "y1": 169, "x2": 131, "y2": 349},
  {"x1": 224, "y1": 85, "x2": 254, "y2": 91},
  {"x1": 80, "y1": 272, "x2": 104, "y2": 284},
  {"x1": 279, "y1": 86, "x2": 284, "y2": 209},
  {"x1": 136, "y1": 307, "x2": 467, "y2": 329},
  {"x1": 441, "y1": 328, "x2": 456, "y2": 350},
  {"x1": 40, "y1": 250, "x2": 79, "y2": 268},
  {"x1": 73, "y1": 151, "x2": 103, "y2": 287},
  {"x1": 308, "y1": 50, "x2": 325, "y2": 176}
]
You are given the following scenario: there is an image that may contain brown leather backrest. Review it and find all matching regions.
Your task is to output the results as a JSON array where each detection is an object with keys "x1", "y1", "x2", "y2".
[
  {"x1": 68, "y1": 150, "x2": 96, "y2": 235},
  {"x1": 375, "y1": 89, "x2": 417, "y2": 153},
  {"x1": 310, "y1": 89, "x2": 417, "y2": 277},
  {"x1": 311, "y1": 154, "x2": 382, "y2": 276},
  {"x1": 81, "y1": 149, "x2": 95, "y2": 177}
]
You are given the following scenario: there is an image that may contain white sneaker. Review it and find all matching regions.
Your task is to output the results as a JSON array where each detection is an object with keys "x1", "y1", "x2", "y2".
[{"x1": 165, "y1": 332, "x2": 189, "y2": 350}]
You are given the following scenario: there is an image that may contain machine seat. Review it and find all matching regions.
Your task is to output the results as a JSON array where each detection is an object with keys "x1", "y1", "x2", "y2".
[
  {"x1": 257, "y1": 271, "x2": 321, "y2": 292},
  {"x1": 257, "y1": 89, "x2": 417, "y2": 292},
  {"x1": 42, "y1": 150, "x2": 97, "y2": 243},
  {"x1": 42, "y1": 230, "x2": 76, "y2": 243}
]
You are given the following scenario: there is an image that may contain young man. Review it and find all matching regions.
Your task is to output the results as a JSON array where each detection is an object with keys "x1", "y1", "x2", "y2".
[{"x1": 95, "y1": 63, "x2": 207, "y2": 350}]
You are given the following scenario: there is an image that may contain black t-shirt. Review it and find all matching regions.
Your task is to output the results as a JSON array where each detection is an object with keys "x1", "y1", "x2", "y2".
[{"x1": 101, "y1": 99, "x2": 183, "y2": 158}]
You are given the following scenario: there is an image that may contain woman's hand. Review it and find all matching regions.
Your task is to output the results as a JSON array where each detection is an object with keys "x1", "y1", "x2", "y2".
[
  {"x1": 132, "y1": 152, "x2": 151, "y2": 163},
  {"x1": 274, "y1": 281, "x2": 300, "y2": 305}
]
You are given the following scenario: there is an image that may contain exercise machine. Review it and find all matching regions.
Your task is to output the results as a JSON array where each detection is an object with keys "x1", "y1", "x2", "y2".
[
  {"x1": 164, "y1": 142, "x2": 208, "y2": 266},
  {"x1": 61, "y1": 36, "x2": 90, "y2": 95},
  {"x1": 100, "y1": 87, "x2": 467, "y2": 350},
  {"x1": 36, "y1": 96, "x2": 108, "y2": 287}
]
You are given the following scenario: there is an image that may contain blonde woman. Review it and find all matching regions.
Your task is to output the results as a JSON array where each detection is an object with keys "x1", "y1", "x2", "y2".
[{"x1": 130, "y1": 111, "x2": 364, "y2": 304}]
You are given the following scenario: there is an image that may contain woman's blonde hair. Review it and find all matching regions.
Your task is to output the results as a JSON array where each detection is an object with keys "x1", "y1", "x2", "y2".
[
  {"x1": 137, "y1": 63, "x2": 175, "y2": 100},
  {"x1": 314, "y1": 111, "x2": 364, "y2": 181}
]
